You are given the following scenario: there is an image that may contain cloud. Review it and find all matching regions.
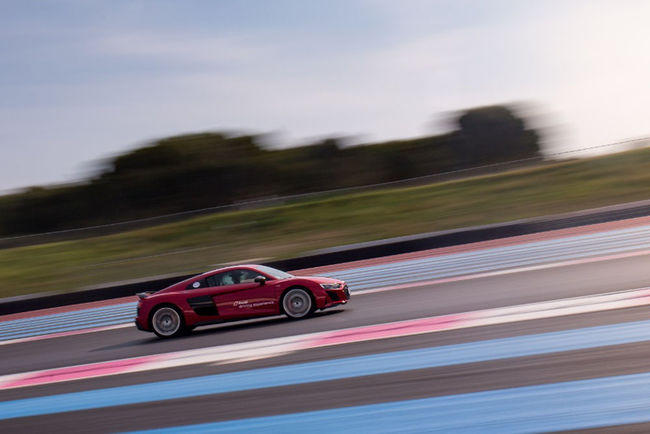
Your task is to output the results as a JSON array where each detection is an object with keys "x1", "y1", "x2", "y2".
[
  {"x1": 96, "y1": 31, "x2": 272, "y2": 66},
  {"x1": 2, "y1": 1, "x2": 650, "y2": 192}
]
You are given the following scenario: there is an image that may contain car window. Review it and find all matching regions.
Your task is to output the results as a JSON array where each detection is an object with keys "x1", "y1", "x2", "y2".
[
  {"x1": 206, "y1": 269, "x2": 260, "y2": 287},
  {"x1": 238, "y1": 269, "x2": 261, "y2": 284},
  {"x1": 254, "y1": 265, "x2": 293, "y2": 279},
  {"x1": 205, "y1": 272, "x2": 227, "y2": 287}
]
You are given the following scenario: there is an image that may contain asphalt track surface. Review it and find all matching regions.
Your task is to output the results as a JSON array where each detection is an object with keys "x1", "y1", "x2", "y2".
[
  {"x1": 1, "y1": 231, "x2": 650, "y2": 431},
  {"x1": 4, "y1": 218, "x2": 650, "y2": 343}
]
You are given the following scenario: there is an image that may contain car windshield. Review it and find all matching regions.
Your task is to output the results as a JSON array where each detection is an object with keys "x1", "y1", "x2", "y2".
[{"x1": 254, "y1": 265, "x2": 294, "y2": 280}]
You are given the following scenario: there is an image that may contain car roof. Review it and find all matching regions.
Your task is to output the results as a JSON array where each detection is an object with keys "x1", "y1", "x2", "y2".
[{"x1": 199, "y1": 264, "x2": 263, "y2": 277}]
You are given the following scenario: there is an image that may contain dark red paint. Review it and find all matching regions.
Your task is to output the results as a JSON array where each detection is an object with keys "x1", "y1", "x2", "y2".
[{"x1": 134, "y1": 264, "x2": 348, "y2": 337}]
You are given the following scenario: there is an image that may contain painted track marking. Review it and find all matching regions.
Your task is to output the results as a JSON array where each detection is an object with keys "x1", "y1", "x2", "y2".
[
  {"x1": 2, "y1": 319, "x2": 650, "y2": 420},
  {"x1": 2, "y1": 246, "x2": 649, "y2": 346},
  {"x1": 126, "y1": 372, "x2": 650, "y2": 434},
  {"x1": 3, "y1": 221, "x2": 650, "y2": 343},
  {"x1": 1, "y1": 286, "x2": 649, "y2": 390}
]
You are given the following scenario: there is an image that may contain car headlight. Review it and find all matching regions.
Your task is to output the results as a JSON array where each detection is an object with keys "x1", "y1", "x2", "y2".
[{"x1": 320, "y1": 283, "x2": 342, "y2": 289}]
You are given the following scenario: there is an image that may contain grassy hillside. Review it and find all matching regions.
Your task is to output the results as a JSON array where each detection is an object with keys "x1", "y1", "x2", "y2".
[
  {"x1": 1, "y1": 147, "x2": 650, "y2": 299},
  {"x1": 0, "y1": 105, "x2": 538, "y2": 236}
]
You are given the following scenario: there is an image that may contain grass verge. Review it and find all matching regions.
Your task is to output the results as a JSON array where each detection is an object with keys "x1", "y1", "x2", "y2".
[{"x1": 1, "y1": 147, "x2": 650, "y2": 299}]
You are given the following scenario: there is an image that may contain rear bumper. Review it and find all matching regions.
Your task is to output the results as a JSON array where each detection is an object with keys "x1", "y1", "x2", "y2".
[{"x1": 134, "y1": 317, "x2": 149, "y2": 332}]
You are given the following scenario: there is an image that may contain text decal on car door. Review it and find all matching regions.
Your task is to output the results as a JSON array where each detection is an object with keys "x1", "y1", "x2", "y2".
[{"x1": 233, "y1": 300, "x2": 274, "y2": 309}]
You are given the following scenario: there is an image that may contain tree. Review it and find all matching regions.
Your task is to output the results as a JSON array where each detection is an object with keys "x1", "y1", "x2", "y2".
[{"x1": 454, "y1": 105, "x2": 540, "y2": 164}]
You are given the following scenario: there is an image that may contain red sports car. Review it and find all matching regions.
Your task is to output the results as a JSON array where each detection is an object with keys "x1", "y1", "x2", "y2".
[{"x1": 135, "y1": 264, "x2": 350, "y2": 338}]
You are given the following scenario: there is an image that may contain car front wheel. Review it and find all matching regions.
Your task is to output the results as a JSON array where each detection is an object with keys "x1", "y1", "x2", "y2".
[
  {"x1": 151, "y1": 306, "x2": 185, "y2": 338},
  {"x1": 282, "y1": 288, "x2": 314, "y2": 319}
]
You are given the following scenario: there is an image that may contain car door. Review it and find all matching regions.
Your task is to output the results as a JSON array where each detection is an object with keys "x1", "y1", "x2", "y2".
[{"x1": 207, "y1": 269, "x2": 278, "y2": 318}]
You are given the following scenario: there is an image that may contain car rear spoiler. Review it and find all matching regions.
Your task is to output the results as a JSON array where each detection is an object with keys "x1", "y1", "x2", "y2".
[{"x1": 137, "y1": 291, "x2": 154, "y2": 300}]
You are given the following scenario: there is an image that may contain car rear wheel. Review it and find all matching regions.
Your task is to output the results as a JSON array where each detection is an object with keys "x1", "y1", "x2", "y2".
[
  {"x1": 282, "y1": 288, "x2": 313, "y2": 319},
  {"x1": 151, "y1": 306, "x2": 185, "y2": 338}
]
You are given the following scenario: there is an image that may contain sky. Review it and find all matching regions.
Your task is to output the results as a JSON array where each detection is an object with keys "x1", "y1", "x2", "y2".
[{"x1": 2, "y1": 0, "x2": 650, "y2": 193}]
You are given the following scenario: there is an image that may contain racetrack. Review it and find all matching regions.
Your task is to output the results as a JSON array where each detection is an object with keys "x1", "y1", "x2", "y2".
[{"x1": 1, "y1": 221, "x2": 650, "y2": 432}]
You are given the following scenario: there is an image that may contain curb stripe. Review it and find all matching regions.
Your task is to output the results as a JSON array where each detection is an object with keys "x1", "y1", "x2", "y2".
[
  {"x1": 292, "y1": 215, "x2": 650, "y2": 275},
  {"x1": 2, "y1": 319, "x2": 650, "y2": 420},
  {"x1": 3, "y1": 222, "x2": 650, "y2": 342},
  {"x1": 0, "y1": 324, "x2": 133, "y2": 347},
  {"x1": 1, "y1": 287, "x2": 649, "y2": 390},
  {"x1": 128, "y1": 372, "x2": 650, "y2": 433}
]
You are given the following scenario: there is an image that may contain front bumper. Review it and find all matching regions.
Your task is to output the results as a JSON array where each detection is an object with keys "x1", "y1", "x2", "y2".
[{"x1": 322, "y1": 284, "x2": 350, "y2": 309}]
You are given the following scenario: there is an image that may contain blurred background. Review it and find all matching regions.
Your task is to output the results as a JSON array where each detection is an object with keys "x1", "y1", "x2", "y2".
[
  {"x1": 4, "y1": 2, "x2": 650, "y2": 433},
  {"x1": 1, "y1": 0, "x2": 650, "y2": 297}
]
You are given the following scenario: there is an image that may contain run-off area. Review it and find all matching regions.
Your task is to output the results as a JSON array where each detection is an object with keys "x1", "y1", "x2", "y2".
[
  {"x1": 2, "y1": 222, "x2": 650, "y2": 433},
  {"x1": 2, "y1": 297, "x2": 650, "y2": 432}
]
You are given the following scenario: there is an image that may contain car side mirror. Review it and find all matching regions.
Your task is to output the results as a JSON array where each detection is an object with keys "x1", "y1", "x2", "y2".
[{"x1": 254, "y1": 276, "x2": 267, "y2": 285}]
